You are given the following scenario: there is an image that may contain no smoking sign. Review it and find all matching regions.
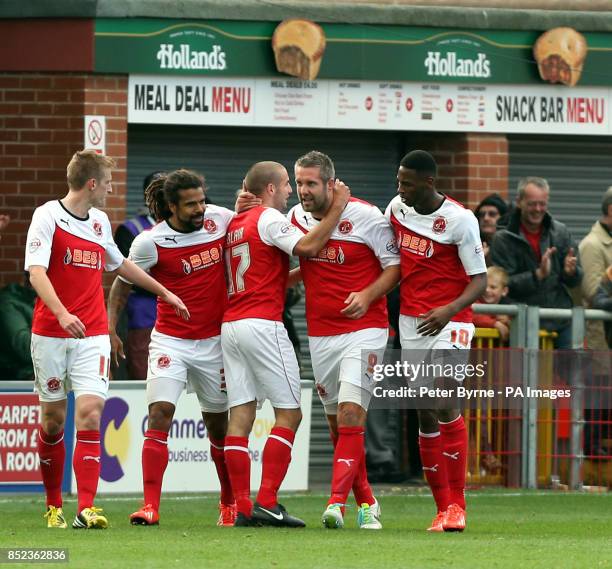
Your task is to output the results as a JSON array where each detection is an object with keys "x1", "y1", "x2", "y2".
[{"x1": 84, "y1": 115, "x2": 106, "y2": 154}]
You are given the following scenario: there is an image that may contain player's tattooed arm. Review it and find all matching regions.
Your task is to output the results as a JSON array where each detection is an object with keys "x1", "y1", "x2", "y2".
[
  {"x1": 107, "y1": 277, "x2": 132, "y2": 367},
  {"x1": 417, "y1": 272, "x2": 487, "y2": 336},
  {"x1": 293, "y1": 179, "x2": 350, "y2": 257},
  {"x1": 116, "y1": 259, "x2": 191, "y2": 321},
  {"x1": 341, "y1": 265, "x2": 400, "y2": 320},
  {"x1": 28, "y1": 265, "x2": 86, "y2": 339}
]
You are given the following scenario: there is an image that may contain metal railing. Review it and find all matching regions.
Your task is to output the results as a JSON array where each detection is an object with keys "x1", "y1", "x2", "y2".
[{"x1": 472, "y1": 303, "x2": 612, "y2": 489}]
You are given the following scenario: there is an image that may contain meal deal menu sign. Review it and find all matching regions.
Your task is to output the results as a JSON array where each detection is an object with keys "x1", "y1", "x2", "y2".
[{"x1": 129, "y1": 75, "x2": 611, "y2": 135}]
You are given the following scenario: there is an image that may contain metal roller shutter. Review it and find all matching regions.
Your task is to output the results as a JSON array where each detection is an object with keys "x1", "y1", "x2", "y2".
[
  {"x1": 127, "y1": 124, "x2": 408, "y2": 481},
  {"x1": 508, "y1": 134, "x2": 612, "y2": 242}
]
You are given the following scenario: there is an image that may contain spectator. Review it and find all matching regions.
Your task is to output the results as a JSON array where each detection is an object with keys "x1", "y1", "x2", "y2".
[
  {"x1": 113, "y1": 171, "x2": 166, "y2": 379},
  {"x1": 473, "y1": 266, "x2": 512, "y2": 343},
  {"x1": 0, "y1": 273, "x2": 36, "y2": 381},
  {"x1": 474, "y1": 194, "x2": 509, "y2": 265},
  {"x1": 578, "y1": 187, "x2": 612, "y2": 350},
  {"x1": 592, "y1": 264, "x2": 612, "y2": 348},
  {"x1": 490, "y1": 176, "x2": 583, "y2": 349}
]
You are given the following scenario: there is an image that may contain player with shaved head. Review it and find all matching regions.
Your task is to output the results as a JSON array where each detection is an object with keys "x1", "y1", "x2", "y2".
[{"x1": 222, "y1": 160, "x2": 349, "y2": 527}]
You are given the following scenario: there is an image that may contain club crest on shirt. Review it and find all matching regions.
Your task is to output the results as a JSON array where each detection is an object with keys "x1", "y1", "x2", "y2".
[
  {"x1": 46, "y1": 377, "x2": 61, "y2": 392},
  {"x1": 157, "y1": 355, "x2": 171, "y2": 369},
  {"x1": 92, "y1": 220, "x2": 103, "y2": 238},
  {"x1": 204, "y1": 218, "x2": 217, "y2": 233},
  {"x1": 338, "y1": 219, "x2": 353, "y2": 235},
  {"x1": 432, "y1": 216, "x2": 447, "y2": 234}
]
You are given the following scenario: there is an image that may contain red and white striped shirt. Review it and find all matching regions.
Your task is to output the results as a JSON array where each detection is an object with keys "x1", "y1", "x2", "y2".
[
  {"x1": 385, "y1": 195, "x2": 486, "y2": 323},
  {"x1": 289, "y1": 198, "x2": 399, "y2": 336},
  {"x1": 24, "y1": 200, "x2": 124, "y2": 338},
  {"x1": 223, "y1": 206, "x2": 303, "y2": 323}
]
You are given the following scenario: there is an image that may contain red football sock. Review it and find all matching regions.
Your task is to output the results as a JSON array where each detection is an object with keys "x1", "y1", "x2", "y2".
[
  {"x1": 440, "y1": 415, "x2": 467, "y2": 510},
  {"x1": 209, "y1": 437, "x2": 234, "y2": 506},
  {"x1": 142, "y1": 429, "x2": 169, "y2": 512},
  {"x1": 328, "y1": 426, "x2": 364, "y2": 506},
  {"x1": 330, "y1": 432, "x2": 374, "y2": 506},
  {"x1": 224, "y1": 436, "x2": 252, "y2": 516},
  {"x1": 37, "y1": 427, "x2": 65, "y2": 508},
  {"x1": 419, "y1": 431, "x2": 451, "y2": 513},
  {"x1": 256, "y1": 427, "x2": 295, "y2": 508},
  {"x1": 73, "y1": 430, "x2": 100, "y2": 512},
  {"x1": 352, "y1": 445, "x2": 375, "y2": 506}
]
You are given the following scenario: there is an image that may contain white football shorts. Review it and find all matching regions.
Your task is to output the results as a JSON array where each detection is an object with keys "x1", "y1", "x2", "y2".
[
  {"x1": 146, "y1": 329, "x2": 228, "y2": 413},
  {"x1": 308, "y1": 327, "x2": 388, "y2": 409},
  {"x1": 399, "y1": 316, "x2": 474, "y2": 385},
  {"x1": 399, "y1": 316, "x2": 475, "y2": 350},
  {"x1": 31, "y1": 333, "x2": 111, "y2": 402},
  {"x1": 221, "y1": 319, "x2": 301, "y2": 409}
]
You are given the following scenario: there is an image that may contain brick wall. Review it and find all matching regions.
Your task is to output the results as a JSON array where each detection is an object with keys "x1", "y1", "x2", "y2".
[{"x1": 0, "y1": 73, "x2": 127, "y2": 287}]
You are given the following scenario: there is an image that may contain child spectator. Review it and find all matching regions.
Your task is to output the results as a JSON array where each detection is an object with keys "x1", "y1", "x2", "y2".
[{"x1": 473, "y1": 266, "x2": 511, "y2": 342}]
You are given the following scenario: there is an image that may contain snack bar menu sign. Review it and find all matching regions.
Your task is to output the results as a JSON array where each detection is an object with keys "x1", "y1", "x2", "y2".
[
  {"x1": 128, "y1": 75, "x2": 611, "y2": 136},
  {"x1": 97, "y1": 19, "x2": 612, "y2": 86}
]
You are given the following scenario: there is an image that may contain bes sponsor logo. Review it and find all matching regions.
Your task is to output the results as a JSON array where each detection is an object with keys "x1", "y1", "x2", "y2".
[
  {"x1": 157, "y1": 43, "x2": 227, "y2": 71},
  {"x1": 46, "y1": 377, "x2": 61, "y2": 393},
  {"x1": 63, "y1": 247, "x2": 102, "y2": 269},
  {"x1": 203, "y1": 218, "x2": 217, "y2": 233},
  {"x1": 181, "y1": 244, "x2": 222, "y2": 274},
  {"x1": 338, "y1": 220, "x2": 353, "y2": 235},
  {"x1": 92, "y1": 220, "x2": 103, "y2": 238},
  {"x1": 424, "y1": 51, "x2": 491, "y2": 78},
  {"x1": 432, "y1": 216, "x2": 447, "y2": 234},
  {"x1": 399, "y1": 233, "x2": 435, "y2": 258},
  {"x1": 313, "y1": 245, "x2": 345, "y2": 265},
  {"x1": 157, "y1": 355, "x2": 171, "y2": 369}
]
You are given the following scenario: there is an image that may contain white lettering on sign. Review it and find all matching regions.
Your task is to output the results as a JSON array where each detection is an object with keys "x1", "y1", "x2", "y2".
[
  {"x1": 157, "y1": 44, "x2": 227, "y2": 71},
  {"x1": 424, "y1": 52, "x2": 491, "y2": 78}
]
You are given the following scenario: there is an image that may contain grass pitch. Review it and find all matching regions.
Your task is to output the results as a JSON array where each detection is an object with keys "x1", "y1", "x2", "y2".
[{"x1": 0, "y1": 489, "x2": 610, "y2": 569}]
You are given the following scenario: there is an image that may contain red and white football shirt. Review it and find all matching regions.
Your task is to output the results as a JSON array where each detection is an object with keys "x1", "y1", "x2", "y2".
[
  {"x1": 223, "y1": 206, "x2": 303, "y2": 323},
  {"x1": 24, "y1": 200, "x2": 124, "y2": 338},
  {"x1": 385, "y1": 195, "x2": 486, "y2": 323},
  {"x1": 289, "y1": 198, "x2": 399, "y2": 336},
  {"x1": 125, "y1": 204, "x2": 234, "y2": 340}
]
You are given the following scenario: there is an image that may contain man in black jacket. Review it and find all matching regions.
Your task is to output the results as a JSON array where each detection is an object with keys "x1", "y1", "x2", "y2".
[{"x1": 490, "y1": 176, "x2": 583, "y2": 349}]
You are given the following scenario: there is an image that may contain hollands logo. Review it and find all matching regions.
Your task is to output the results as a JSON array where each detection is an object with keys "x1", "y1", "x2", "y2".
[
  {"x1": 157, "y1": 44, "x2": 227, "y2": 71},
  {"x1": 100, "y1": 397, "x2": 130, "y2": 483},
  {"x1": 424, "y1": 51, "x2": 491, "y2": 78}
]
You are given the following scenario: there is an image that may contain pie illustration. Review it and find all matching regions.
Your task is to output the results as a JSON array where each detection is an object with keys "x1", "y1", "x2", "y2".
[
  {"x1": 272, "y1": 19, "x2": 326, "y2": 80},
  {"x1": 533, "y1": 27, "x2": 587, "y2": 87}
]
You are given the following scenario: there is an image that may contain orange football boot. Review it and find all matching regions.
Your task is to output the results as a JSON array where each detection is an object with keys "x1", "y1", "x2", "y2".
[
  {"x1": 130, "y1": 504, "x2": 159, "y2": 526},
  {"x1": 443, "y1": 503, "x2": 466, "y2": 532}
]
